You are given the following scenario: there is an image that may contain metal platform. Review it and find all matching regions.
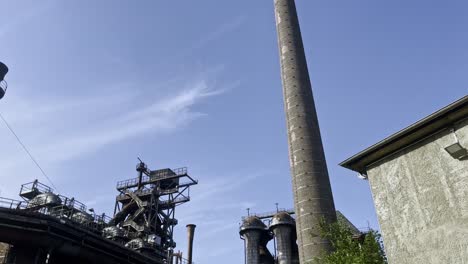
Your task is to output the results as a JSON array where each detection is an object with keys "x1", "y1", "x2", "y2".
[
  {"x1": 0, "y1": 161, "x2": 198, "y2": 264},
  {"x1": 0, "y1": 207, "x2": 163, "y2": 264}
]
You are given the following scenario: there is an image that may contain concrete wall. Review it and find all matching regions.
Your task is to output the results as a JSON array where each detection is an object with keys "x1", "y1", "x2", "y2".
[{"x1": 367, "y1": 119, "x2": 468, "y2": 264}]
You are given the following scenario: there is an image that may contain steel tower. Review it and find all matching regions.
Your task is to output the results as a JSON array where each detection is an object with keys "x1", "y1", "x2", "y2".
[{"x1": 273, "y1": 0, "x2": 336, "y2": 262}]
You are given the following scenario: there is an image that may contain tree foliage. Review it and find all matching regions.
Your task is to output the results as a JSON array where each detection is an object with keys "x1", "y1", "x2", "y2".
[{"x1": 314, "y1": 219, "x2": 387, "y2": 264}]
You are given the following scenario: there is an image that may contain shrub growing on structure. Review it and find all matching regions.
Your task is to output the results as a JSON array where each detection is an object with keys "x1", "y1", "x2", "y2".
[{"x1": 313, "y1": 219, "x2": 387, "y2": 264}]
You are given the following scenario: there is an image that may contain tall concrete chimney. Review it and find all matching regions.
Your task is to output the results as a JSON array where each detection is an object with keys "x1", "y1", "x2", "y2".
[
  {"x1": 273, "y1": 0, "x2": 337, "y2": 262},
  {"x1": 186, "y1": 224, "x2": 196, "y2": 264}
]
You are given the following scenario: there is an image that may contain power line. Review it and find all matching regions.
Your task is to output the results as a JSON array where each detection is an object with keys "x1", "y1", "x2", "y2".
[{"x1": 0, "y1": 112, "x2": 58, "y2": 191}]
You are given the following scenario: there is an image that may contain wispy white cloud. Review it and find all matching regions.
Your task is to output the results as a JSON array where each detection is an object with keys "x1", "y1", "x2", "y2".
[
  {"x1": 38, "y1": 80, "x2": 222, "y2": 162},
  {"x1": 0, "y1": 73, "x2": 233, "y2": 198}
]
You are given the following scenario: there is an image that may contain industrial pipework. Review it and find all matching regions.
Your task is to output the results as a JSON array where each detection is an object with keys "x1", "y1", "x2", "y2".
[
  {"x1": 0, "y1": 162, "x2": 198, "y2": 264},
  {"x1": 273, "y1": 0, "x2": 337, "y2": 262},
  {"x1": 186, "y1": 224, "x2": 196, "y2": 264}
]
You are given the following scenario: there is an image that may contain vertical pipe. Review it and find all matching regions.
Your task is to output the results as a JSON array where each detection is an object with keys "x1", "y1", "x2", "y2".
[
  {"x1": 272, "y1": 225, "x2": 293, "y2": 264},
  {"x1": 273, "y1": 0, "x2": 337, "y2": 263},
  {"x1": 244, "y1": 231, "x2": 261, "y2": 264},
  {"x1": 186, "y1": 224, "x2": 196, "y2": 264},
  {"x1": 270, "y1": 213, "x2": 295, "y2": 264},
  {"x1": 136, "y1": 161, "x2": 145, "y2": 190},
  {"x1": 244, "y1": 238, "x2": 247, "y2": 264}
]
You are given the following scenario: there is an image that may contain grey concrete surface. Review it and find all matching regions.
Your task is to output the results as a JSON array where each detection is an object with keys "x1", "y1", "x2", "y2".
[
  {"x1": 273, "y1": 0, "x2": 336, "y2": 262},
  {"x1": 367, "y1": 118, "x2": 468, "y2": 264}
]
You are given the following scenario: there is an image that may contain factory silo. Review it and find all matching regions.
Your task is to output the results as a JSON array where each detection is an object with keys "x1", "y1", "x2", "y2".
[
  {"x1": 270, "y1": 212, "x2": 298, "y2": 264},
  {"x1": 273, "y1": 0, "x2": 337, "y2": 262},
  {"x1": 240, "y1": 216, "x2": 269, "y2": 264}
]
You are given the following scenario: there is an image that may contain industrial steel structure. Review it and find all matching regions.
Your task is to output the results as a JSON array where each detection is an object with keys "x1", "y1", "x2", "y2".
[
  {"x1": 0, "y1": 161, "x2": 198, "y2": 264},
  {"x1": 111, "y1": 160, "x2": 198, "y2": 258},
  {"x1": 240, "y1": 209, "x2": 298, "y2": 264},
  {"x1": 273, "y1": 0, "x2": 337, "y2": 262},
  {"x1": 270, "y1": 212, "x2": 299, "y2": 264},
  {"x1": 239, "y1": 209, "x2": 362, "y2": 264}
]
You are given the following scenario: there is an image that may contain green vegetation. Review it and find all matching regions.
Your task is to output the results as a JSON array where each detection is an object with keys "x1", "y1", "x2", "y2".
[{"x1": 314, "y1": 219, "x2": 387, "y2": 264}]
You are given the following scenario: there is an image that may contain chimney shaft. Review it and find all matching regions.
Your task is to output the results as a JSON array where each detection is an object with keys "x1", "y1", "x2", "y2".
[
  {"x1": 186, "y1": 224, "x2": 196, "y2": 264},
  {"x1": 273, "y1": 0, "x2": 337, "y2": 262}
]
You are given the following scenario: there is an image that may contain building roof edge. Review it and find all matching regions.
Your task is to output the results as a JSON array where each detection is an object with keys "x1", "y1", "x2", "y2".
[{"x1": 340, "y1": 95, "x2": 468, "y2": 174}]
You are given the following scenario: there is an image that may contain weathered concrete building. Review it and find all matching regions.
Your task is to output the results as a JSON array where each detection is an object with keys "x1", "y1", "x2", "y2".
[{"x1": 341, "y1": 96, "x2": 468, "y2": 264}]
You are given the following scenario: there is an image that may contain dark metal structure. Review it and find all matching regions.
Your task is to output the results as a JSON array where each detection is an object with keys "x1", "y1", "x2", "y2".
[
  {"x1": 240, "y1": 210, "x2": 361, "y2": 264},
  {"x1": 0, "y1": 161, "x2": 198, "y2": 264},
  {"x1": 273, "y1": 0, "x2": 337, "y2": 262},
  {"x1": 270, "y1": 212, "x2": 299, "y2": 264},
  {"x1": 111, "y1": 161, "x2": 198, "y2": 259},
  {"x1": 0, "y1": 61, "x2": 8, "y2": 100},
  {"x1": 239, "y1": 216, "x2": 275, "y2": 264},
  {"x1": 240, "y1": 209, "x2": 298, "y2": 264}
]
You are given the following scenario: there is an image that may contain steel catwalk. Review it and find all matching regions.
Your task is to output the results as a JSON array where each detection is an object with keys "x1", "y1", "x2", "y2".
[{"x1": 273, "y1": 0, "x2": 337, "y2": 262}]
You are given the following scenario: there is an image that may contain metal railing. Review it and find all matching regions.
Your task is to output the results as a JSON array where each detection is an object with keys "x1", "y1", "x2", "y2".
[
  {"x1": 19, "y1": 181, "x2": 53, "y2": 197},
  {"x1": 0, "y1": 196, "x2": 110, "y2": 233},
  {"x1": 42, "y1": 204, "x2": 112, "y2": 232},
  {"x1": 60, "y1": 195, "x2": 87, "y2": 212},
  {"x1": 158, "y1": 197, "x2": 189, "y2": 206},
  {"x1": 0, "y1": 197, "x2": 26, "y2": 210},
  {"x1": 116, "y1": 167, "x2": 188, "y2": 190},
  {"x1": 242, "y1": 208, "x2": 295, "y2": 220}
]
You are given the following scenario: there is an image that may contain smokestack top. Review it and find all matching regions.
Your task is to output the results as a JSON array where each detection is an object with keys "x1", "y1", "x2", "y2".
[{"x1": 186, "y1": 224, "x2": 196, "y2": 228}]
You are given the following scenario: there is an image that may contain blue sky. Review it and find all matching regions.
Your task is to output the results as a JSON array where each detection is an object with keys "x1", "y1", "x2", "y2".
[{"x1": 0, "y1": 0, "x2": 466, "y2": 263}]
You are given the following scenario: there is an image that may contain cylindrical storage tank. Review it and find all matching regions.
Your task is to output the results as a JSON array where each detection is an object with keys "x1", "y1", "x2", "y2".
[
  {"x1": 270, "y1": 212, "x2": 296, "y2": 264},
  {"x1": 240, "y1": 216, "x2": 267, "y2": 264},
  {"x1": 27, "y1": 192, "x2": 62, "y2": 208}
]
